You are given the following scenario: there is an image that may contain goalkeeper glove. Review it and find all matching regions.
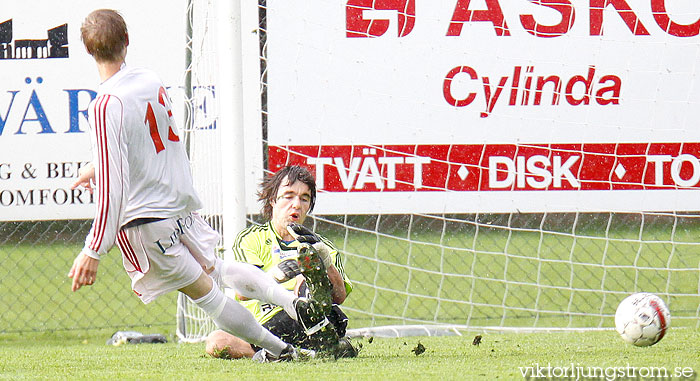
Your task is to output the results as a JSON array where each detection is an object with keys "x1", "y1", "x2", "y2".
[
  {"x1": 287, "y1": 223, "x2": 333, "y2": 269},
  {"x1": 270, "y1": 259, "x2": 302, "y2": 283}
]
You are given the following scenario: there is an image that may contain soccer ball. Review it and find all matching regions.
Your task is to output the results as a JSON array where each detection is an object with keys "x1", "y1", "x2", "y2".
[{"x1": 614, "y1": 292, "x2": 670, "y2": 347}]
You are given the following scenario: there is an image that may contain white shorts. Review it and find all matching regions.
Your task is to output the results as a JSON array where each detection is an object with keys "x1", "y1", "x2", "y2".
[{"x1": 116, "y1": 211, "x2": 220, "y2": 304}]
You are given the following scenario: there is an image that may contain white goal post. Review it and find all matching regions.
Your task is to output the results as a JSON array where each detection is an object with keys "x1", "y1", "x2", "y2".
[{"x1": 177, "y1": 0, "x2": 700, "y2": 342}]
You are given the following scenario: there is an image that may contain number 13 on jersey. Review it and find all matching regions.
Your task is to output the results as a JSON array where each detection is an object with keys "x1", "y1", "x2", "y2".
[{"x1": 144, "y1": 86, "x2": 180, "y2": 153}]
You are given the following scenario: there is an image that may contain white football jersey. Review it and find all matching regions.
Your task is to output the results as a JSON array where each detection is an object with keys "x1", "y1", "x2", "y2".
[{"x1": 81, "y1": 65, "x2": 202, "y2": 259}]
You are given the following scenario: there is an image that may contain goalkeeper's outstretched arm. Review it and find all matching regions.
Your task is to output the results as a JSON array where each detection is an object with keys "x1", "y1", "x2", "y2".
[{"x1": 327, "y1": 264, "x2": 346, "y2": 304}]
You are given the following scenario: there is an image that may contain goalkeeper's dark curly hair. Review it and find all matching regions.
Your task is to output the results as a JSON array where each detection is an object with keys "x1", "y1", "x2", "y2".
[{"x1": 258, "y1": 165, "x2": 316, "y2": 220}]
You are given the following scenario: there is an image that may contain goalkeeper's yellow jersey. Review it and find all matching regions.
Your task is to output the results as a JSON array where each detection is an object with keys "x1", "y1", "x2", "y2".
[{"x1": 230, "y1": 221, "x2": 353, "y2": 324}]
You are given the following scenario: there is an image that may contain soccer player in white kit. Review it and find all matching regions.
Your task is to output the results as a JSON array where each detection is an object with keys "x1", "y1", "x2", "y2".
[{"x1": 68, "y1": 9, "x2": 323, "y2": 361}]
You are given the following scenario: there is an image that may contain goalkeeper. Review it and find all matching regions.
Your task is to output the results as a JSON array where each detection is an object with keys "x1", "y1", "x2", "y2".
[{"x1": 206, "y1": 165, "x2": 356, "y2": 359}]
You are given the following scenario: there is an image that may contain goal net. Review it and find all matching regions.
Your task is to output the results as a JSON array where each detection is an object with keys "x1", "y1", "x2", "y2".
[{"x1": 177, "y1": 0, "x2": 700, "y2": 341}]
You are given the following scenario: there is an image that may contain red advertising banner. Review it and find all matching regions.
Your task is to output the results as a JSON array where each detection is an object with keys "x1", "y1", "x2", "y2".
[{"x1": 270, "y1": 143, "x2": 700, "y2": 192}]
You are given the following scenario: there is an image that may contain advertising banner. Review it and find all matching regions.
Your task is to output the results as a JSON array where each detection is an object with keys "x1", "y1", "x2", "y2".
[
  {"x1": 0, "y1": 1, "x2": 185, "y2": 220},
  {"x1": 265, "y1": 0, "x2": 700, "y2": 213}
]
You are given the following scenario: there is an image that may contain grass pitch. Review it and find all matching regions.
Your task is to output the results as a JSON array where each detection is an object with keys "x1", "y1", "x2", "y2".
[
  {"x1": 3, "y1": 215, "x2": 699, "y2": 333},
  {"x1": 2, "y1": 215, "x2": 700, "y2": 378},
  {"x1": 1, "y1": 329, "x2": 699, "y2": 380}
]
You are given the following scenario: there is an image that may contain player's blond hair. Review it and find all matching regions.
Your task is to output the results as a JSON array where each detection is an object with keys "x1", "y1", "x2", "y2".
[{"x1": 80, "y1": 9, "x2": 128, "y2": 62}]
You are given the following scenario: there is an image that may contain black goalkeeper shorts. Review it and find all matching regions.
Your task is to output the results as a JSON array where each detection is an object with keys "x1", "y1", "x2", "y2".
[{"x1": 251, "y1": 304, "x2": 349, "y2": 351}]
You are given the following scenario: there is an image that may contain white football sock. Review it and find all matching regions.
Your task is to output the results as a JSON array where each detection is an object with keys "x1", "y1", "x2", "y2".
[
  {"x1": 220, "y1": 260, "x2": 298, "y2": 320},
  {"x1": 191, "y1": 285, "x2": 286, "y2": 356}
]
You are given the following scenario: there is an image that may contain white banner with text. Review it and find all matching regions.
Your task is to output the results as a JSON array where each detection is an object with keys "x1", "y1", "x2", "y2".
[{"x1": 265, "y1": 0, "x2": 700, "y2": 213}]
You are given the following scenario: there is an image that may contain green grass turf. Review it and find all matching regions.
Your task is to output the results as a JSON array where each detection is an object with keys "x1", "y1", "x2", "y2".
[
  {"x1": 2, "y1": 215, "x2": 700, "y2": 334},
  {"x1": 0, "y1": 244, "x2": 176, "y2": 333},
  {"x1": 1, "y1": 216, "x2": 699, "y2": 378},
  {"x1": 1, "y1": 329, "x2": 699, "y2": 380}
]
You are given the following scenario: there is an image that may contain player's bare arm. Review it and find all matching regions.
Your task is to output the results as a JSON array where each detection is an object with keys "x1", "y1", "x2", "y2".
[{"x1": 326, "y1": 265, "x2": 346, "y2": 304}]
